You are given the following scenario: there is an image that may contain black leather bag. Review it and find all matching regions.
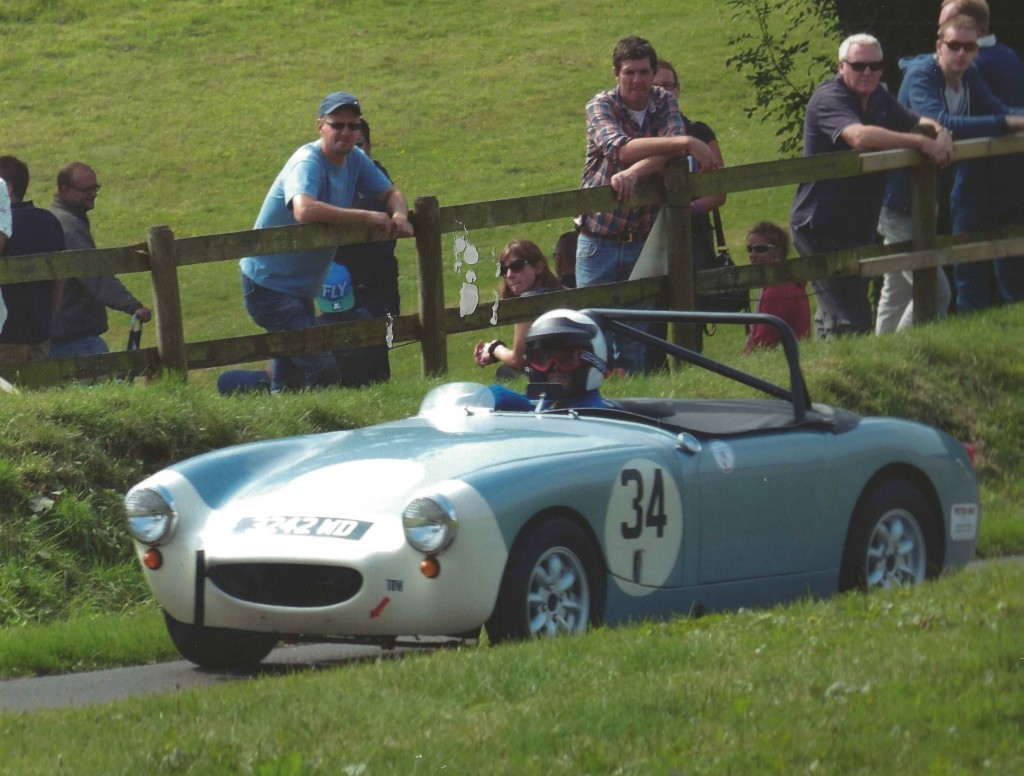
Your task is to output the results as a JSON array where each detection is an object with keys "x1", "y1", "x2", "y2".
[{"x1": 699, "y1": 210, "x2": 749, "y2": 314}]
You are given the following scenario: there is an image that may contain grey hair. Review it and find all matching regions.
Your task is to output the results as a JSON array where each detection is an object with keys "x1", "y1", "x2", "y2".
[{"x1": 838, "y1": 33, "x2": 883, "y2": 62}]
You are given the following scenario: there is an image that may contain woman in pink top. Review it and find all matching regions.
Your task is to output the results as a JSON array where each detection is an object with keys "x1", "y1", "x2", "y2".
[{"x1": 743, "y1": 221, "x2": 810, "y2": 353}]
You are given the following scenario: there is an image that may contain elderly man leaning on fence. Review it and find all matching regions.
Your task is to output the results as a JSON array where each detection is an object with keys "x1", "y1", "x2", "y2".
[
  {"x1": 577, "y1": 35, "x2": 716, "y2": 373},
  {"x1": 239, "y1": 90, "x2": 414, "y2": 393},
  {"x1": 789, "y1": 33, "x2": 953, "y2": 339},
  {"x1": 0, "y1": 156, "x2": 65, "y2": 369},
  {"x1": 48, "y1": 162, "x2": 153, "y2": 359}
]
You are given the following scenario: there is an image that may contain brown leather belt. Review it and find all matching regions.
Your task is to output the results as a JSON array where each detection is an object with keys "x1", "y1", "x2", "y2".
[{"x1": 581, "y1": 229, "x2": 649, "y2": 243}]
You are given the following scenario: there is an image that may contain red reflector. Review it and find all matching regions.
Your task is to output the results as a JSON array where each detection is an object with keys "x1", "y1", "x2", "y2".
[
  {"x1": 143, "y1": 548, "x2": 163, "y2": 570},
  {"x1": 962, "y1": 442, "x2": 976, "y2": 465},
  {"x1": 420, "y1": 557, "x2": 440, "y2": 578}
]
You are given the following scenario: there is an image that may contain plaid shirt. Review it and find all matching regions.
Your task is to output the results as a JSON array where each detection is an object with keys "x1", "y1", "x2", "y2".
[{"x1": 580, "y1": 87, "x2": 685, "y2": 238}]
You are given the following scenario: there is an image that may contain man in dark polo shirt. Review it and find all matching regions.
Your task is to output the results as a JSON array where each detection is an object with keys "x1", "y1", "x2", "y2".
[
  {"x1": 790, "y1": 33, "x2": 952, "y2": 338},
  {"x1": 0, "y1": 156, "x2": 64, "y2": 369}
]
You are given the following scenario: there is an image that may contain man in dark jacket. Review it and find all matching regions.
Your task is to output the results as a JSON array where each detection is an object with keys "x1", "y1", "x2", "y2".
[
  {"x1": 48, "y1": 162, "x2": 151, "y2": 358},
  {"x1": 0, "y1": 155, "x2": 64, "y2": 370}
]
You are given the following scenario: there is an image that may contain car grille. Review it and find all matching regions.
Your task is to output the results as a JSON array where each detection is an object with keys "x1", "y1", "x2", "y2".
[{"x1": 207, "y1": 563, "x2": 363, "y2": 608}]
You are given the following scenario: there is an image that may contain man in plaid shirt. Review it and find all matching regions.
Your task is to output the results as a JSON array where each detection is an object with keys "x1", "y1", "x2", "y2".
[{"x1": 577, "y1": 36, "x2": 716, "y2": 373}]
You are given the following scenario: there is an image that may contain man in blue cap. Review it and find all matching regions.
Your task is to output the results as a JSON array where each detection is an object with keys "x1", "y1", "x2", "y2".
[{"x1": 239, "y1": 90, "x2": 414, "y2": 392}]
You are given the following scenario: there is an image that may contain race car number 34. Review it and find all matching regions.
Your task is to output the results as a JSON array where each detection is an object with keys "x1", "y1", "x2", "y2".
[
  {"x1": 234, "y1": 516, "x2": 371, "y2": 540},
  {"x1": 603, "y1": 458, "x2": 683, "y2": 595}
]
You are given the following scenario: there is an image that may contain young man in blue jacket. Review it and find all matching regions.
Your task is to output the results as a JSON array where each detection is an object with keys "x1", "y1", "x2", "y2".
[{"x1": 885, "y1": 14, "x2": 1024, "y2": 314}]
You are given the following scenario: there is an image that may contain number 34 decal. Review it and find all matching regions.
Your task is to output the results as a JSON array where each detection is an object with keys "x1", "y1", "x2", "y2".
[
  {"x1": 619, "y1": 468, "x2": 668, "y2": 539},
  {"x1": 604, "y1": 459, "x2": 684, "y2": 595}
]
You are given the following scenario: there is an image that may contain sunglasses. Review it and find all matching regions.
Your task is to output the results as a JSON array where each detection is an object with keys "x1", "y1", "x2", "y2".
[
  {"x1": 843, "y1": 60, "x2": 884, "y2": 72},
  {"x1": 747, "y1": 243, "x2": 777, "y2": 254},
  {"x1": 528, "y1": 346, "x2": 584, "y2": 373},
  {"x1": 323, "y1": 120, "x2": 363, "y2": 132},
  {"x1": 942, "y1": 40, "x2": 979, "y2": 53},
  {"x1": 498, "y1": 257, "x2": 534, "y2": 276}
]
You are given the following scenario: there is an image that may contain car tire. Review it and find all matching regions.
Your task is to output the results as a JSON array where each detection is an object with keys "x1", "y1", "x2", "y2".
[
  {"x1": 163, "y1": 610, "x2": 278, "y2": 669},
  {"x1": 839, "y1": 479, "x2": 938, "y2": 592},
  {"x1": 485, "y1": 517, "x2": 605, "y2": 644}
]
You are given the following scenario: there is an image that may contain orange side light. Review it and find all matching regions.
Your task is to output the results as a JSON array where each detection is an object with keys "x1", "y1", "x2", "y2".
[
  {"x1": 143, "y1": 548, "x2": 164, "y2": 570},
  {"x1": 420, "y1": 557, "x2": 440, "y2": 578}
]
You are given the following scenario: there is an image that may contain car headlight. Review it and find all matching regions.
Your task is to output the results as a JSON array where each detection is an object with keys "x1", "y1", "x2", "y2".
[
  {"x1": 124, "y1": 484, "x2": 177, "y2": 545},
  {"x1": 402, "y1": 495, "x2": 457, "y2": 554}
]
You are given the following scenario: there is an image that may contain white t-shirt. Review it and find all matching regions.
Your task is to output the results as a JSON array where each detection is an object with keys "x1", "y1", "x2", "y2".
[
  {"x1": 0, "y1": 178, "x2": 11, "y2": 238},
  {"x1": 0, "y1": 177, "x2": 10, "y2": 334}
]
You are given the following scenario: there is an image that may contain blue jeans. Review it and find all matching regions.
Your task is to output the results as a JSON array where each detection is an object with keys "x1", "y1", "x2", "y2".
[
  {"x1": 241, "y1": 274, "x2": 340, "y2": 392},
  {"x1": 575, "y1": 233, "x2": 648, "y2": 373},
  {"x1": 50, "y1": 336, "x2": 109, "y2": 360},
  {"x1": 952, "y1": 206, "x2": 1024, "y2": 313}
]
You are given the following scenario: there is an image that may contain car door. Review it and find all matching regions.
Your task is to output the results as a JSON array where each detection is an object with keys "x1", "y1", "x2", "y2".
[{"x1": 693, "y1": 430, "x2": 830, "y2": 584}]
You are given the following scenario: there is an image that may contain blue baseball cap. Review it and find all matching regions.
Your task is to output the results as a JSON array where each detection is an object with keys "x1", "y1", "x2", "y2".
[
  {"x1": 318, "y1": 263, "x2": 356, "y2": 313},
  {"x1": 319, "y1": 91, "x2": 361, "y2": 118}
]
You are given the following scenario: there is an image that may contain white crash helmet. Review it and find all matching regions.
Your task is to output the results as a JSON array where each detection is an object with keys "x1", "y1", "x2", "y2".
[{"x1": 525, "y1": 309, "x2": 610, "y2": 394}]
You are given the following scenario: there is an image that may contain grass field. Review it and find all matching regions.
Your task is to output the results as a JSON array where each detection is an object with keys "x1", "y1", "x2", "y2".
[
  {"x1": 1, "y1": 0, "x2": 1021, "y2": 765},
  {"x1": 2, "y1": 0, "x2": 826, "y2": 355},
  {"x1": 1, "y1": 561, "x2": 1021, "y2": 773}
]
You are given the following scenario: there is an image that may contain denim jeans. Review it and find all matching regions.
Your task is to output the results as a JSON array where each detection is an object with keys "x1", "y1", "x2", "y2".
[
  {"x1": 575, "y1": 233, "x2": 648, "y2": 373},
  {"x1": 241, "y1": 274, "x2": 340, "y2": 392},
  {"x1": 50, "y1": 335, "x2": 109, "y2": 360},
  {"x1": 952, "y1": 206, "x2": 1024, "y2": 313}
]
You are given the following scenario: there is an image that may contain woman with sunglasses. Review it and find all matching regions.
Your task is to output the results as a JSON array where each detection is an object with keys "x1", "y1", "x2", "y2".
[
  {"x1": 742, "y1": 222, "x2": 810, "y2": 354},
  {"x1": 474, "y1": 239, "x2": 562, "y2": 378}
]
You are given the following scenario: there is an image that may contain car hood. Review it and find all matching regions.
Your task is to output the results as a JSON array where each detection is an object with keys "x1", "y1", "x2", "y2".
[{"x1": 164, "y1": 412, "x2": 632, "y2": 513}]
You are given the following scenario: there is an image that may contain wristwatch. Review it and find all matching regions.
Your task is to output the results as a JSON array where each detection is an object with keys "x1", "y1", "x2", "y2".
[{"x1": 485, "y1": 339, "x2": 506, "y2": 363}]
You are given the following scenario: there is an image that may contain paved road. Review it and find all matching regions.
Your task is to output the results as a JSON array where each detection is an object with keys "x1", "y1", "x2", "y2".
[{"x1": 0, "y1": 640, "x2": 453, "y2": 713}]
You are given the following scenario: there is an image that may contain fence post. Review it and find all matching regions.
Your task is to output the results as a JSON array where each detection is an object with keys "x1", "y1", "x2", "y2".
[
  {"x1": 910, "y1": 163, "x2": 939, "y2": 324},
  {"x1": 413, "y1": 195, "x2": 448, "y2": 376},
  {"x1": 662, "y1": 160, "x2": 699, "y2": 353},
  {"x1": 146, "y1": 225, "x2": 188, "y2": 376}
]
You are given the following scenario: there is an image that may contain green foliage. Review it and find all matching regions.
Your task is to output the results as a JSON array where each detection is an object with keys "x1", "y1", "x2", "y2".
[{"x1": 726, "y1": 0, "x2": 840, "y2": 156}]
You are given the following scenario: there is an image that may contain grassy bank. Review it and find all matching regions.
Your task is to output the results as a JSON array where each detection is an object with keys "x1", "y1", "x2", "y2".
[{"x1": 1, "y1": 561, "x2": 1020, "y2": 774}]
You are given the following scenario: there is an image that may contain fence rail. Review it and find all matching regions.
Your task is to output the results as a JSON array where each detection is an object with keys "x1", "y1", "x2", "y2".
[{"x1": 3, "y1": 134, "x2": 1022, "y2": 387}]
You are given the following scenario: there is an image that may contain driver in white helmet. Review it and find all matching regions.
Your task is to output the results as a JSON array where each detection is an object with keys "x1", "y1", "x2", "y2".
[{"x1": 487, "y1": 309, "x2": 621, "y2": 411}]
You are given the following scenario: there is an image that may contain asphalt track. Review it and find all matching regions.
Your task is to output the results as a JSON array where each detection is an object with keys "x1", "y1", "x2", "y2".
[{"x1": 0, "y1": 640, "x2": 452, "y2": 713}]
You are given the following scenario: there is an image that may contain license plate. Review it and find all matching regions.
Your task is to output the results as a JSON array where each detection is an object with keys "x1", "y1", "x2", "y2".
[{"x1": 233, "y1": 516, "x2": 371, "y2": 540}]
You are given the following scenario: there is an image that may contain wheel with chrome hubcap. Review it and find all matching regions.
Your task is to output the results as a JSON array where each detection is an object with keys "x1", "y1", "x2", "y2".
[
  {"x1": 486, "y1": 518, "x2": 604, "y2": 643},
  {"x1": 840, "y1": 480, "x2": 938, "y2": 592}
]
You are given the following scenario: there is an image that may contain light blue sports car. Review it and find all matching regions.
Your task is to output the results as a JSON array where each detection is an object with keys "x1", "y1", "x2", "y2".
[{"x1": 124, "y1": 309, "x2": 980, "y2": 668}]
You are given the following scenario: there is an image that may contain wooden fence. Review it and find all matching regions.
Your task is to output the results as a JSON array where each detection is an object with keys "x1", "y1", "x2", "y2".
[{"x1": 2, "y1": 134, "x2": 1022, "y2": 387}]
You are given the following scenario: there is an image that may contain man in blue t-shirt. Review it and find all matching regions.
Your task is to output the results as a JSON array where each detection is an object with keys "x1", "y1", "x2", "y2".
[{"x1": 239, "y1": 91, "x2": 414, "y2": 392}]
